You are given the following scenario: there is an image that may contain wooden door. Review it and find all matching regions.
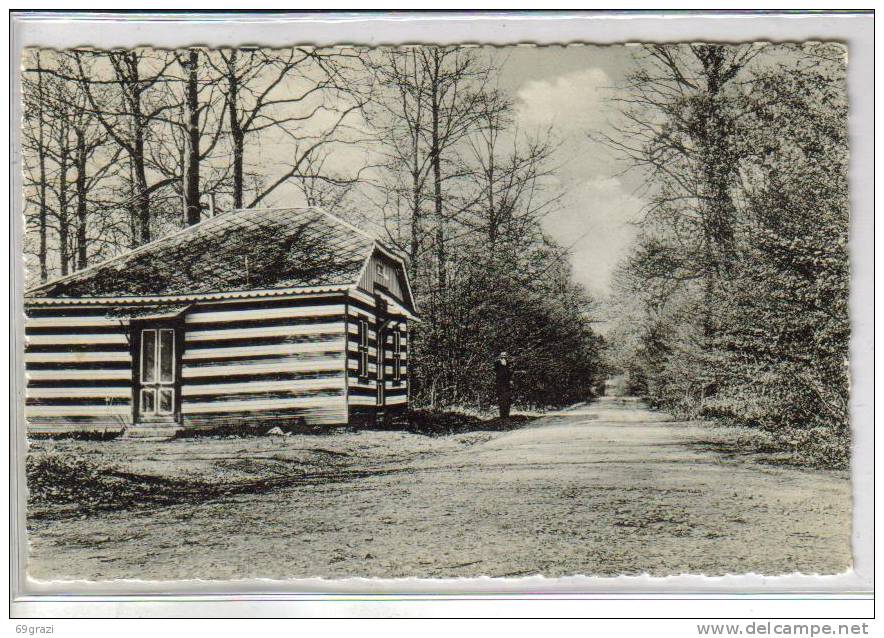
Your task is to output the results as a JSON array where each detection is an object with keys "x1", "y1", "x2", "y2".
[{"x1": 136, "y1": 325, "x2": 179, "y2": 423}]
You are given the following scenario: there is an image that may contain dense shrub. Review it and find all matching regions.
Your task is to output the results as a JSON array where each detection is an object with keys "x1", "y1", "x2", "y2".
[{"x1": 410, "y1": 248, "x2": 607, "y2": 411}]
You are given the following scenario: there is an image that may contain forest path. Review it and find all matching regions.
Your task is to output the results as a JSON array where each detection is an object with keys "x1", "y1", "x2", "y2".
[{"x1": 28, "y1": 398, "x2": 850, "y2": 581}]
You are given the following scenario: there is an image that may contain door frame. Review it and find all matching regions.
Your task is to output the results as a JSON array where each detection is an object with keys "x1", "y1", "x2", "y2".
[
  {"x1": 376, "y1": 322, "x2": 386, "y2": 409},
  {"x1": 374, "y1": 294, "x2": 389, "y2": 410},
  {"x1": 131, "y1": 317, "x2": 184, "y2": 424}
]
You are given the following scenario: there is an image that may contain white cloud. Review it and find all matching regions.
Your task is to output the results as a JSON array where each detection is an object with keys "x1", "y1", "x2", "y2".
[
  {"x1": 543, "y1": 176, "x2": 646, "y2": 298},
  {"x1": 515, "y1": 68, "x2": 614, "y2": 134},
  {"x1": 515, "y1": 67, "x2": 645, "y2": 297}
]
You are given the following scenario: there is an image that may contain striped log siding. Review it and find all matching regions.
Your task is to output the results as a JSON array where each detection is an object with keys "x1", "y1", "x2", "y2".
[
  {"x1": 25, "y1": 288, "x2": 412, "y2": 433},
  {"x1": 180, "y1": 295, "x2": 349, "y2": 428},
  {"x1": 24, "y1": 305, "x2": 133, "y2": 433},
  {"x1": 345, "y1": 289, "x2": 409, "y2": 412}
]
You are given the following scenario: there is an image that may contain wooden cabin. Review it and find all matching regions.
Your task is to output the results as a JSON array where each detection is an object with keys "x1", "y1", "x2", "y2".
[{"x1": 23, "y1": 207, "x2": 419, "y2": 436}]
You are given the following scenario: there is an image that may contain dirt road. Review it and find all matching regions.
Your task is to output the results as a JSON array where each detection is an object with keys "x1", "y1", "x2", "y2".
[{"x1": 27, "y1": 398, "x2": 851, "y2": 580}]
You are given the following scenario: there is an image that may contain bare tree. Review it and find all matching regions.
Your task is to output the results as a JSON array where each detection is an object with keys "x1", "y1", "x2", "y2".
[
  {"x1": 72, "y1": 48, "x2": 178, "y2": 245},
  {"x1": 179, "y1": 48, "x2": 202, "y2": 226},
  {"x1": 142, "y1": 48, "x2": 229, "y2": 227},
  {"x1": 601, "y1": 44, "x2": 762, "y2": 285},
  {"x1": 461, "y1": 95, "x2": 561, "y2": 254},
  {"x1": 21, "y1": 50, "x2": 49, "y2": 281},
  {"x1": 28, "y1": 52, "x2": 123, "y2": 272},
  {"x1": 363, "y1": 47, "x2": 498, "y2": 287},
  {"x1": 361, "y1": 47, "x2": 593, "y2": 409},
  {"x1": 70, "y1": 93, "x2": 116, "y2": 269},
  {"x1": 208, "y1": 47, "x2": 367, "y2": 210}
]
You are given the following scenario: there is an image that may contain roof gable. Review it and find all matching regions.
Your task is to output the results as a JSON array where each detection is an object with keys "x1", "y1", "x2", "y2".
[
  {"x1": 26, "y1": 208, "x2": 376, "y2": 300},
  {"x1": 358, "y1": 251, "x2": 408, "y2": 301}
]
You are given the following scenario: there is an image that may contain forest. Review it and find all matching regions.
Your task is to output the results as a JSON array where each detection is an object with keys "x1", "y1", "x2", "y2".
[
  {"x1": 20, "y1": 43, "x2": 851, "y2": 466},
  {"x1": 20, "y1": 46, "x2": 606, "y2": 413},
  {"x1": 603, "y1": 43, "x2": 850, "y2": 468}
]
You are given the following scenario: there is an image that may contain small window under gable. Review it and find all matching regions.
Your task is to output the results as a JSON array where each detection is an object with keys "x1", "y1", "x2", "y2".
[{"x1": 375, "y1": 261, "x2": 388, "y2": 281}]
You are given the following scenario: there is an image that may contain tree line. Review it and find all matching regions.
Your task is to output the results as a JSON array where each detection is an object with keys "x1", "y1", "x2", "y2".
[
  {"x1": 21, "y1": 46, "x2": 606, "y2": 412},
  {"x1": 602, "y1": 43, "x2": 849, "y2": 467}
]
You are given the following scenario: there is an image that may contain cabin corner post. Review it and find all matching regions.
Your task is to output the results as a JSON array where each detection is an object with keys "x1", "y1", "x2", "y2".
[
  {"x1": 128, "y1": 317, "x2": 139, "y2": 426},
  {"x1": 405, "y1": 321, "x2": 411, "y2": 409}
]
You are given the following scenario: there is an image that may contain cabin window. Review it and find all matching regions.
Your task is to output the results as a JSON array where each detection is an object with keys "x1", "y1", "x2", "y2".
[
  {"x1": 357, "y1": 318, "x2": 369, "y2": 379},
  {"x1": 158, "y1": 388, "x2": 174, "y2": 414},
  {"x1": 140, "y1": 388, "x2": 156, "y2": 414},
  {"x1": 141, "y1": 329, "x2": 157, "y2": 383},
  {"x1": 375, "y1": 262, "x2": 388, "y2": 281},
  {"x1": 393, "y1": 329, "x2": 403, "y2": 384}
]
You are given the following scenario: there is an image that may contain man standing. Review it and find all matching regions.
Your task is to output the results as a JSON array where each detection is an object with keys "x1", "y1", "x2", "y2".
[{"x1": 494, "y1": 351, "x2": 513, "y2": 419}]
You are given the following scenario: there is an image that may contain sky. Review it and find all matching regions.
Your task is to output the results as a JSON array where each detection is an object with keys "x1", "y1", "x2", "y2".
[{"x1": 495, "y1": 45, "x2": 648, "y2": 299}]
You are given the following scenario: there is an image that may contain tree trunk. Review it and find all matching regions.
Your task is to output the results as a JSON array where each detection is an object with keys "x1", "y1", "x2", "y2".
[
  {"x1": 35, "y1": 52, "x2": 48, "y2": 282},
  {"x1": 132, "y1": 144, "x2": 151, "y2": 244},
  {"x1": 126, "y1": 160, "x2": 138, "y2": 249},
  {"x1": 486, "y1": 146, "x2": 497, "y2": 251},
  {"x1": 430, "y1": 53, "x2": 445, "y2": 292},
  {"x1": 409, "y1": 146, "x2": 422, "y2": 282},
  {"x1": 75, "y1": 126, "x2": 88, "y2": 269},
  {"x1": 696, "y1": 46, "x2": 737, "y2": 272},
  {"x1": 57, "y1": 125, "x2": 70, "y2": 276},
  {"x1": 128, "y1": 56, "x2": 151, "y2": 245},
  {"x1": 227, "y1": 50, "x2": 244, "y2": 209},
  {"x1": 183, "y1": 49, "x2": 201, "y2": 226},
  {"x1": 694, "y1": 46, "x2": 740, "y2": 343},
  {"x1": 232, "y1": 130, "x2": 244, "y2": 209}
]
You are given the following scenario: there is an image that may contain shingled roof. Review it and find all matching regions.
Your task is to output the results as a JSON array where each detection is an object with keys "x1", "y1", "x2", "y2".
[{"x1": 26, "y1": 207, "x2": 378, "y2": 300}]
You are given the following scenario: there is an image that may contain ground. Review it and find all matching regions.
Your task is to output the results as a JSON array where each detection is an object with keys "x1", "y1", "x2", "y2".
[{"x1": 26, "y1": 398, "x2": 851, "y2": 581}]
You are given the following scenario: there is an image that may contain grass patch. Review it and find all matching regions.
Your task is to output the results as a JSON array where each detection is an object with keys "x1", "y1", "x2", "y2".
[
  {"x1": 26, "y1": 450, "x2": 387, "y2": 521},
  {"x1": 394, "y1": 408, "x2": 535, "y2": 436},
  {"x1": 687, "y1": 421, "x2": 849, "y2": 472},
  {"x1": 28, "y1": 430, "x2": 121, "y2": 442},
  {"x1": 26, "y1": 408, "x2": 537, "y2": 521},
  {"x1": 172, "y1": 419, "x2": 337, "y2": 440}
]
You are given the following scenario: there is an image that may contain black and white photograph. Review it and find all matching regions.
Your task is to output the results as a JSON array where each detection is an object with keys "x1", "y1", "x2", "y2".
[{"x1": 10, "y1": 11, "x2": 871, "y2": 611}]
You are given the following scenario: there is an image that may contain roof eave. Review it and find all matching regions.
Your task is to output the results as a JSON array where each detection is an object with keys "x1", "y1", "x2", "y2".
[{"x1": 23, "y1": 284, "x2": 353, "y2": 306}]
